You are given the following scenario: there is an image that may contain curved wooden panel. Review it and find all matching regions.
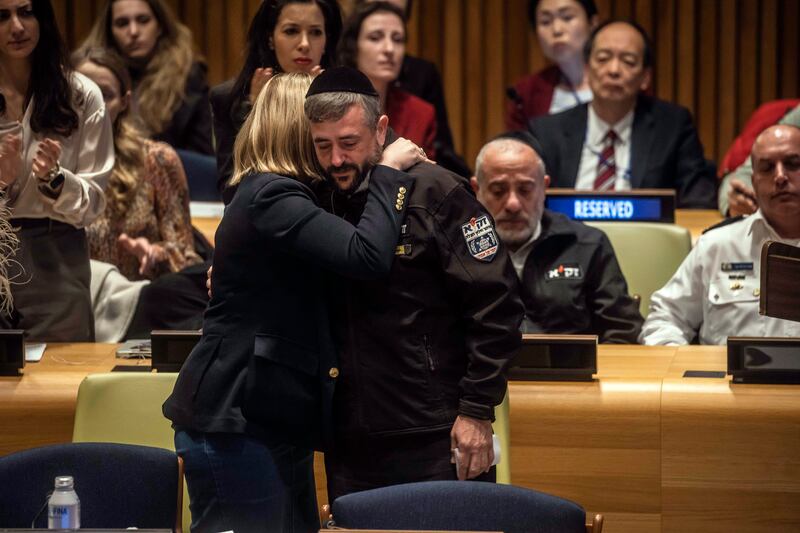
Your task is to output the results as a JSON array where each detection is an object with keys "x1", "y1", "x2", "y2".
[{"x1": 52, "y1": 0, "x2": 797, "y2": 169}]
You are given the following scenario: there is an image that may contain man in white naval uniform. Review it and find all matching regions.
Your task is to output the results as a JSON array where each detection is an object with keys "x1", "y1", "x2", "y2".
[{"x1": 640, "y1": 124, "x2": 800, "y2": 345}]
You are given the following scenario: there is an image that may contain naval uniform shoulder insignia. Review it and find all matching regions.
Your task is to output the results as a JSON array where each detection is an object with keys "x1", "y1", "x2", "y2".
[{"x1": 461, "y1": 215, "x2": 499, "y2": 262}]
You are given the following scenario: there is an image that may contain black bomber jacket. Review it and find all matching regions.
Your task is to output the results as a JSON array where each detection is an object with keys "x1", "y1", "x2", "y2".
[
  {"x1": 518, "y1": 210, "x2": 643, "y2": 343},
  {"x1": 317, "y1": 162, "x2": 524, "y2": 443}
]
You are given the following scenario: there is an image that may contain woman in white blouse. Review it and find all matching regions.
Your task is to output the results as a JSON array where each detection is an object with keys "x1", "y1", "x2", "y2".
[{"x1": 0, "y1": 0, "x2": 113, "y2": 341}]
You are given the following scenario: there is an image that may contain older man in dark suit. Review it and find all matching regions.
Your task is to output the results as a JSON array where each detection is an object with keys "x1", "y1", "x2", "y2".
[{"x1": 528, "y1": 20, "x2": 716, "y2": 208}]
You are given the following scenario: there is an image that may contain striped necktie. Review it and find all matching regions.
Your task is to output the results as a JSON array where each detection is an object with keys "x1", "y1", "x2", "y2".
[{"x1": 593, "y1": 129, "x2": 618, "y2": 191}]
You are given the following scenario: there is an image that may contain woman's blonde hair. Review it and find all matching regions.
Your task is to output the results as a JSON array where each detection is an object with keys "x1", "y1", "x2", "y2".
[
  {"x1": 0, "y1": 200, "x2": 18, "y2": 316},
  {"x1": 230, "y1": 73, "x2": 323, "y2": 186},
  {"x1": 79, "y1": 0, "x2": 195, "y2": 137},
  {"x1": 72, "y1": 47, "x2": 146, "y2": 217}
]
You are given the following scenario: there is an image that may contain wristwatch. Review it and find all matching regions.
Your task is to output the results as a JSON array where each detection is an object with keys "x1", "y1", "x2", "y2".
[{"x1": 38, "y1": 163, "x2": 65, "y2": 197}]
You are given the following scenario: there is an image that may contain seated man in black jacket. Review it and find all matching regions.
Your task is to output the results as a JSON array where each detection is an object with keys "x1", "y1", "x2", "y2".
[
  {"x1": 471, "y1": 133, "x2": 643, "y2": 343},
  {"x1": 528, "y1": 20, "x2": 716, "y2": 208}
]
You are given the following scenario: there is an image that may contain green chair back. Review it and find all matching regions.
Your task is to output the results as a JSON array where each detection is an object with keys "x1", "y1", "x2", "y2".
[
  {"x1": 492, "y1": 391, "x2": 511, "y2": 484},
  {"x1": 73, "y1": 373, "x2": 190, "y2": 531},
  {"x1": 586, "y1": 222, "x2": 692, "y2": 317}
]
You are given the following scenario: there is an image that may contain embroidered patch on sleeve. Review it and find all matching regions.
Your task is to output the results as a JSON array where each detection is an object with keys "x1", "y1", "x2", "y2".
[{"x1": 461, "y1": 215, "x2": 499, "y2": 262}]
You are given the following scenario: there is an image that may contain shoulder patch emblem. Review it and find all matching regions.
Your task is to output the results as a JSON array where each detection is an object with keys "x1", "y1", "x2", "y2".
[{"x1": 461, "y1": 215, "x2": 499, "y2": 262}]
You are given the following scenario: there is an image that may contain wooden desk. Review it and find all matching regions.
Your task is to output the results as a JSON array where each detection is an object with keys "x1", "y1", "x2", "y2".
[
  {"x1": 661, "y1": 347, "x2": 800, "y2": 533},
  {"x1": 3, "y1": 345, "x2": 797, "y2": 533},
  {"x1": 509, "y1": 345, "x2": 800, "y2": 533},
  {"x1": 192, "y1": 216, "x2": 219, "y2": 246},
  {"x1": 0, "y1": 344, "x2": 145, "y2": 456}
]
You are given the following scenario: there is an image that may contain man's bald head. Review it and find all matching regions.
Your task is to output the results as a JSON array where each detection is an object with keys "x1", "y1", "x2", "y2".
[
  {"x1": 750, "y1": 124, "x2": 800, "y2": 238},
  {"x1": 471, "y1": 138, "x2": 550, "y2": 250}
]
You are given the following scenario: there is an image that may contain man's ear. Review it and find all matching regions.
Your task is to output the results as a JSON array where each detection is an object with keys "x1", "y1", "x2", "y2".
[
  {"x1": 376, "y1": 114, "x2": 389, "y2": 146},
  {"x1": 544, "y1": 174, "x2": 551, "y2": 189},
  {"x1": 470, "y1": 176, "x2": 480, "y2": 194},
  {"x1": 640, "y1": 67, "x2": 652, "y2": 92}
]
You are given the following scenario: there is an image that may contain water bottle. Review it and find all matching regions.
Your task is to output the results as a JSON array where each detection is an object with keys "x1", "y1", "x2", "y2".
[{"x1": 48, "y1": 476, "x2": 80, "y2": 529}]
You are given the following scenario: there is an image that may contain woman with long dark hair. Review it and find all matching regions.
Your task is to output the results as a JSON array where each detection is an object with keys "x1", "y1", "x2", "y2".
[
  {"x1": 79, "y1": 0, "x2": 212, "y2": 155},
  {"x1": 211, "y1": 0, "x2": 342, "y2": 200},
  {"x1": 0, "y1": 0, "x2": 113, "y2": 341}
]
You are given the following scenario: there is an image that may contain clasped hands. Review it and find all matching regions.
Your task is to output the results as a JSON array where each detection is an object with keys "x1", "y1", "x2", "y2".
[
  {"x1": 118, "y1": 233, "x2": 168, "y2": 277},
  {"x1": 0, "y1": 134, "x2": 63, "y2": 189}
]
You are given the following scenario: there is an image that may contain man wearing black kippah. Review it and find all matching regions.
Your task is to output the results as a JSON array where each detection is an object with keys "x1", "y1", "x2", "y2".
[{"x1": 304, "y1": 67, "x2": 523, "y2": 502}]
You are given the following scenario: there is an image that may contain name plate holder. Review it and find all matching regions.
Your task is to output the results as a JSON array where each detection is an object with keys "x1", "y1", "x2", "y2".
[
  {"x1": 508, "y1": 334, "x2": 597, "y2": 381},
  {"x1": 151, "y1": 330, "x2": 202, "y2": 372},
  {"x1": 0, "y1": 330, "x2": 24, "y2": 376},
  {"x1": 727, "y1": 337, "x2": 800, "y2": 384},
  {"x1": 545, "y1": 189, "x2": 676, "y2": 223}
]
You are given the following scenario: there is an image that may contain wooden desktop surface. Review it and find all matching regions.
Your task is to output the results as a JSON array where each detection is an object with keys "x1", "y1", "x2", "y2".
[
  {"x1": 2, "y1": 344, "x2": 797, "y2": 533},
  {"x1": 192, "y1": 209, "x2": 724, "y2": 248}
]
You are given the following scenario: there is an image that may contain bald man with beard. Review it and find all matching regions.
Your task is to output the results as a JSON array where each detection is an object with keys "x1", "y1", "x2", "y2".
[{"x1": 641, "y1": 125, "x2": 800, "y2": 345}]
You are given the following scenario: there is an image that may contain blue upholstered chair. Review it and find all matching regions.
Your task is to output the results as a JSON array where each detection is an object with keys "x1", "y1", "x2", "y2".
[
  {"x1": 0, "y1": 442, "x2": 182, "y2": 531},
  {"x1": 328, "y1": 480, "x2": 603, "y2": 533},
  {"x1": 176, "y1": 149, "x2": 220, "y2": 202}
]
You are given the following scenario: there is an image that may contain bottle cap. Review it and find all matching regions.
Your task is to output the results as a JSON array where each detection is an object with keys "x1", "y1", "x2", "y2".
[{"x1": 54, "y1": 476, "x2": 74, "y2": 489}]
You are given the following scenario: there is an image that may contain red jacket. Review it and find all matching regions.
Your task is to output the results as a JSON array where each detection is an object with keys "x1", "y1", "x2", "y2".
[
  {"x1": 719, "y1": 99, "x2": 800, "y2": 177},
  {"x1": 504, "y1": 65, "x2": 562, "y2": 130},
  {"x1": 386, "y1": 87, "x2": 437, "y2": 159}
]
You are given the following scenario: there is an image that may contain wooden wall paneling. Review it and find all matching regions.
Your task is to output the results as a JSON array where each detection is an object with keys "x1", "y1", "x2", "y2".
[
  {"x1": 675, "y1": 0, "x2": 696, "y2": 115},
  {"x1": 246, "y1": 0, "x2": 261, "y2": 21},
  {"x1": 442, "y1": 0, "x2": 465, "y2": 154},
  {"x1": 778, "y1": 0, "x2": 798, "y2": 99},
  {"x1": 634, "y1": 0, "x2": 655, "y2": 43},
  {"x1": 463, "y1": 0, "x2": 485, "y2": 161},
  {"x1": 203, "y1": 0, "x2": 226, "y2": 84},
  {"x1": 418, "y1": 0, "x2": 444, "y2": 68},
  {"x1": 484, "y1": 0, "x2": 505, "y2": 138},
  {"x1": 697, "y1": 0, "x2": 719, "y2": 162},
  {"x1": 222, "y1": 0, "x2": 247, "y2": 82},
  {"x1": 53, "y1": 0, "x2": 68, "y2": 43},
  {"x1": 71, "y1": 0, "x2": 98, "y2": 49},
  {"x1": 654, "y1": 0, "x2": 676, "y2": 102},
  {"x1": 716, "y1": 0, "x2": 738, "y2": 162},
  {"x1": 737, "y1": 0, "x2": 759, "y2": 130},
  {"x1": 758, "y1": 0, "x2": 778, "y2": 103},
  {"x1": 594, "y1": 0, "x2": 613, "y2": 20},
  {"x1": 505, "y1": 0, "x2": 530, "y2": 89},
  {"x1": 183, "y1": 0, "x2": 207, "y2": 68},
  {"x1": 404, "y1": 0, "x2": 419, "y2": 57},
  {"x1": 164, "y1": 0, "x2": 180, "y2": 17},
  {"x1": 613, "y1": 0, "x2": 635, "y2": 19}
]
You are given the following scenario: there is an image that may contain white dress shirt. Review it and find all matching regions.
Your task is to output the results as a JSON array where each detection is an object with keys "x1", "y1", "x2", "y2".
[
  {"x1": 3, "y1": 72, "x2": 114, "y2": 228},
  {"x1": 640, "y1": 211, "x2": 800, "y2": 345},
  {"x1": 549, "y1": 86, "x2": 593, "y2": 115},
  {"x1": 508, "y1": 221, "x2": 542, "y2": 279},
  {"x1": 575, "y1": 105, "x2": 634, "y2": 191}
]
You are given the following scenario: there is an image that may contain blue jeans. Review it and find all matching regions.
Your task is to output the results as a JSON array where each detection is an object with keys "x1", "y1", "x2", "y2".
[{"x1": 175, "y1": 429, "x2": 318, "y2": 533}]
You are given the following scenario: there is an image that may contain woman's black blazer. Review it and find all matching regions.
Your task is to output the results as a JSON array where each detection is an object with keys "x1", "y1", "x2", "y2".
[{"x1": 163, "y1": 167, "x2": 414, "y2": 450}]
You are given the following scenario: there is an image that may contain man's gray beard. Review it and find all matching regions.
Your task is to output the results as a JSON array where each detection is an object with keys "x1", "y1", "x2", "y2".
[{"x1": 496, "y1": 225, "x2": 534, "y2": 249}]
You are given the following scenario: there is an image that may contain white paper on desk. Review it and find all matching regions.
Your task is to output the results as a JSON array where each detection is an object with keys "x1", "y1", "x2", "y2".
[{"x1": 25, "y1": 343, "x2": 46, "y2": 362}]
